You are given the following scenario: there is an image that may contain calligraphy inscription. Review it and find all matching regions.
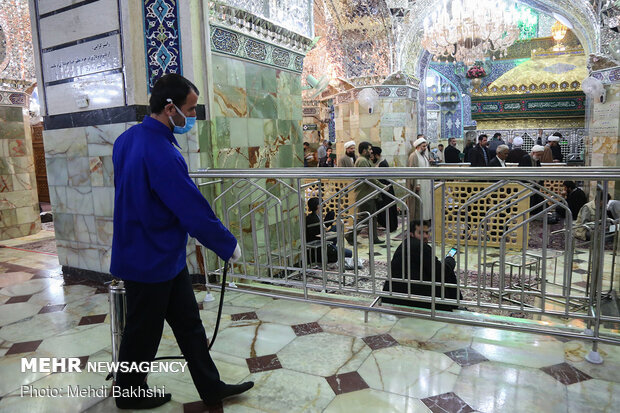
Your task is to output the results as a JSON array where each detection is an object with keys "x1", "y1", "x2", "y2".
[{"x1": 42, "y1": 34, "x2": 122, "y2": 82}]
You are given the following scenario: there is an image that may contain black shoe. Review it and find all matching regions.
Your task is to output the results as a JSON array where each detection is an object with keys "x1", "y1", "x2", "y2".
[
  {"x1": 203, "y1": 381, "x2": 254, "y2": 405},
  {"x1": 373, "y1": 238, "x2": 385, "y2": 244},
  {"x1": 345, "y1": 234, "x2": 354, "y2": 245},
  {"x1": 115, "y1": 393, "x2": 172, "y2": 410}
]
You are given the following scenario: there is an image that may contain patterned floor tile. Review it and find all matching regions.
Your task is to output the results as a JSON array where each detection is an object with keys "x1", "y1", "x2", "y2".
[
  {"x1": 0, "y1": 271, "x2": 33, "y2": 288},
  {"x1": 362, "y1": 333, "x2": 399, "y2": 350},
  {"x1": 78, "y1": 314, "x2": 107, "y2": 326},
  {"x1": 324, "y1": 388, "x2": 430, "y2": 413},
  {"x1": 358, "y1": 346, "x2": 460, "y2": 399},
  {"x1": 291, "y1": 321, "x2": 323, "y2": 336},
  {"x1": 277, "y1": 332, "x2": 371, "y2": 377},
  {"x1": 5, "y1": 339, "x2": 42, "y2": 355},
  {"x1": 541, "y1": 362, "x2": 592, "y2": 385},
  {"x1": 421, "y1": 392, "x2": 474, "y2": 413},
  {"x1": 38, "y1": 303, "x2": 67, "y2": 314},
  {"x1": 256, "y1": 299, "x2": 331, "y2": 326},
  {"x1": 5, "y1": 294, "x2": 32, "y2": 304},
  {"x1": 444, "y1": 347, "x2": 488, "y2": 367},
  {"x1": 240, "y1": 369, "x2": 333, "y2": 411},
  {"x1": 246, "y1": 354, "x2": 282, "y2": 373},
  {"x1": 325, "y1": 371, "x2": 369, "y2": 395},
  {"x1": 230, "y1": 311, "x2": 258, "y2": 321}
]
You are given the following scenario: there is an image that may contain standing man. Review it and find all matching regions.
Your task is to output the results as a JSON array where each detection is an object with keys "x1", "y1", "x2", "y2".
[
  {"x1": 506, "y1": 137, "x2": 527, "y2": 164},
  {"x1": 541, "y1": 133, "x2": 564, "y2": 163},
  {"x1": 518, "y1": 144, "x2": 546, "y2": 214},
  {"x1": 338, "y1": 140, "x2": 357, "y2": 167},
  {"x1": 489, "y1": 144, "x2": 509, "y2": 167},
  {"x1": 111, "y1": 74, "x2": 253, "y2": 409},
  {"x1": 444, "y1": 137, "x2": 462, "y2": 163},
  {"x1": 372, "y1": 146, "x2": 398, "y2": 232},
  {"x1": 347, "y1": 142, "x2": 386, "y2": 245},
  {"x1": 317, "y1": 139, "x2": 329, "y2": 160},
  {"x1": 518, "y1": 144, "x2": 545, "y2": 167},
  {"x1": 436, "y1": 144, "x2": 445, "y2": 163},
  {"x1": 487, "y1": 132, "x2": 505, "y2": 159},
  {"x1": 407, "y1": 136, "x2": 432, "y2": 221},
  {"x1": 469, "y1": 134, "x2": 490, "y2": 167}
]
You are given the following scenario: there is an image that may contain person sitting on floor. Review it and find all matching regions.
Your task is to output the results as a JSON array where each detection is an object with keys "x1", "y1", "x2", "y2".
[
  {"x1": 556, "y1": 180, "x2": 587, "y2": 220},
  {"x1": 306, "y1": 198, "x2": 352, "y2": 263},
  {"x1": 382, "y1": 220, "x2": 462, "y2": 311}
]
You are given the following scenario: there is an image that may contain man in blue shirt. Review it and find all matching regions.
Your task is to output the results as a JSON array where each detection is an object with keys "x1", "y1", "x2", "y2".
[{"x1": 111, "y1": 74, "x2": 252, "y2": 409}]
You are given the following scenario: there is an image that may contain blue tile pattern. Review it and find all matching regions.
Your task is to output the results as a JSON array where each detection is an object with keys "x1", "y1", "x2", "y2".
[
  {"x1": 143, "y1": 0, "x2": 182, "y2": 91},
  {"x1": 272, "y1": 48, "x2": 291, "y2": 67},
  {"x1": 245, "y1": 39, "x2": 267, "y2": 61},
  {"x1": 210, "y1": 25, "x2": 305, "y2": 73}
]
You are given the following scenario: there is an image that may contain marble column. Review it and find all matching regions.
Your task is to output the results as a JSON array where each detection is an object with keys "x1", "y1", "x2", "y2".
[
  {"x1": 589, "y1": 67, "x2": 620, "y2": 199},
  {"x1": 333, "y1": 84, "x2": 418, "y2": 168},
  {"x1": 0, "y1": 90, "x2": 40, "y2": 240}
]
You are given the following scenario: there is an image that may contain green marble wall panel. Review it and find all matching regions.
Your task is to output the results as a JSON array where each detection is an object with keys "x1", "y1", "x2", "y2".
[{"x1": 0, "y1": 104, "x2": 40, "y2": 240}]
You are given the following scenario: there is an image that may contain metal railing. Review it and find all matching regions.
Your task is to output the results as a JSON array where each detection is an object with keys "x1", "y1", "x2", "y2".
[{"x1": 191, "y1": 167, "x2": 620, "y2": 361}]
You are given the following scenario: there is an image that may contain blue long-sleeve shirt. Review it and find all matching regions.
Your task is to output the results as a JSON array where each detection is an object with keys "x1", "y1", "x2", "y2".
[{"x1": 110, "y1": 116, "x2": 237, "y2": 282}]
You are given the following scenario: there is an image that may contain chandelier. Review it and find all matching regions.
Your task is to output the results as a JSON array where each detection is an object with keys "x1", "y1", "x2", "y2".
[{"x1": 421, "y1": 0, "x2": 520, "y2": 66}]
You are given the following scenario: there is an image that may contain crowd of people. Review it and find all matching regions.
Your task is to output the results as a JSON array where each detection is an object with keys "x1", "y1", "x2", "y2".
[{"x1": 301, "y1": 132, "x2": 618, "y2": 314}]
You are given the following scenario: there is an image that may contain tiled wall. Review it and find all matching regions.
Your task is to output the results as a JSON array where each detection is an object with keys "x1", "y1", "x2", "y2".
[
  {"x1": 45, "y1": 122, "x2": 203, "y2": 273},
  {"x1": 0, "y1": 103, "x2": 40, "y2": 240},
  {"x1": 210, "y1": 54, "x2": 304, "y2": 169},
  {"x1": 334, "y1": 95, "x2": 417, "y2": 167}
]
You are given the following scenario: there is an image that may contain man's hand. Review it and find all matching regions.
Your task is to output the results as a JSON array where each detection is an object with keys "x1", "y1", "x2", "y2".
[{"x1": 231, "y1": 243, "x2": 241, "y2": 262}]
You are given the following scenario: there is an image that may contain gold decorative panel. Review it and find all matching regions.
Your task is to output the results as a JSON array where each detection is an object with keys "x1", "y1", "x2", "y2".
[
  {"x1": 304, "y1": 179, "x2": 356, "y2": 229},
  {"x1": 434, "y1": 182, "x2": 529, "y2": 250}
]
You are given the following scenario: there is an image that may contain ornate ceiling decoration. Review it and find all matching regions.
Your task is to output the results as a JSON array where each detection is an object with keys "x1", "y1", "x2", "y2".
[
  {"x1": 0, "y1": 0, "x2": 35, "y2": 91},
  {"x1": 306, "y1": 0, "x2": 603, "y2": 80}
]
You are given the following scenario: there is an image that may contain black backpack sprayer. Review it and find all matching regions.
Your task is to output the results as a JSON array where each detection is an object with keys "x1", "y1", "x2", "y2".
[{"x1": 105, "y1": 262, "x2": 230, "y2": 381}]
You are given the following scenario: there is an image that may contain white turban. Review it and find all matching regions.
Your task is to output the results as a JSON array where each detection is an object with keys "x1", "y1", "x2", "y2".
[
  {"x1": 513, "y1": 137, "x2": 523, "y2": 147},
  {"x1": 547, "y1": 135, "x2": 560, "y2": 142},
  {"x1": 344, "y1": 140, "x2": 356, "y2": 149},
  {"x1": 413, "y1": 137, "x2": 427, "y2": 147},
  {"x1": 531, "y1": 145, "x2": 545, "y2": 153}
]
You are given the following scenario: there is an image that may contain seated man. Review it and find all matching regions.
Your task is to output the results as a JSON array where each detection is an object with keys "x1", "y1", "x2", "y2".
[
  {"x1": 556, "y1": 180, "x2": 587, "y2": 220},
  {"x1": 306, "y1": 198, "x2": 352, "y2": 263},
  {"x1": 382, "y1": 220, "x2": 462, "y2": 311}
]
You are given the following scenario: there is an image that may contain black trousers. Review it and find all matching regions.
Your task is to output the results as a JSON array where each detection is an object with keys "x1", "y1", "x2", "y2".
[{"x1": 116, "y1": 266, "x2": 223, "y2": 400}]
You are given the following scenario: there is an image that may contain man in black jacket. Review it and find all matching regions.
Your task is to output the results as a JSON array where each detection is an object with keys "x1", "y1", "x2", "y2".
[
  {"x1": 489, "y1": 145, "x2": 509, "y2": 167},
  {"x1": 506, "y1": 137, "x2": 527, "y2": 164},
  {"x1": 556, "y1": 181, "x2": 588, "y2": 220},
  {"x1": 469, "y1": 134, "x2": 490, "y2": 167},
  {"x1": 382, "y1": 220, "x2": 462, "y2": 311},
  {"x1": 444, "y1": 137, "x2": 462, "y2": 163}
]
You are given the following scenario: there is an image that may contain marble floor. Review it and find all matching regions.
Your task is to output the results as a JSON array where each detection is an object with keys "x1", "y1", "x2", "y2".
[{"x1": 1, "y1": 229, "x2": 620, "y2": 412}]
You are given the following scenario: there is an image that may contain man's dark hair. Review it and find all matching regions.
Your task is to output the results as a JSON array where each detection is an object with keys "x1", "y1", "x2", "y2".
[
  {"x1": 303, "y1": 142, "x2": 309, "y2": 147},
  {"x1": 149, "y1": 73, "x2": 199, "y2": 114},
  {"x1": 552, "y1": 132, "x2": 563, "y2": 139},
  {"x1": 564, "y1": 180, "x2": 576, "y2": 190},
  {"x1": 410, "y1": 219, "x2": 432, "y2": 231},
  {"x1": 359, "y1": 141, "x2": 372, "y2": 155},
  {"x1": 492, "y1": 132, "x2": 502, "y2": 139},
  {"x1": 373, "y1": 146, "x2": 382, "y2": 155},
  {"x1": 308, "y1": 197, "x2": 320, "y2": 213},
  {"x1": 478, "y1": 134, "x2": 488, "y2": 142},
  {"x1": 438, "y1": 144, "x2": 444, "y2": 149}
]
